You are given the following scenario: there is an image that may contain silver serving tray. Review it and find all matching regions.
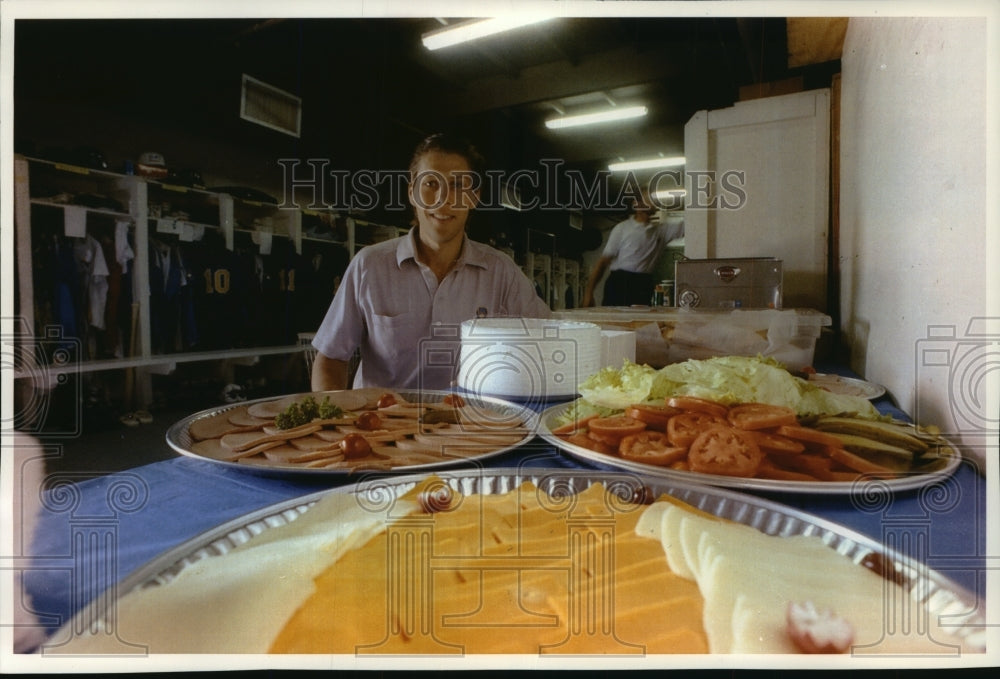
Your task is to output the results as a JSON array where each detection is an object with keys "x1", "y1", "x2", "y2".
[
  {"x1": 165, "y1": 390, "x2": 540, "y2": 476},
  {"x1": 539, "y1": 403, "x2": 963, "y2": 495},
  {"x1": 57, "y1": 468, "x2": 986, "y2": 654}
]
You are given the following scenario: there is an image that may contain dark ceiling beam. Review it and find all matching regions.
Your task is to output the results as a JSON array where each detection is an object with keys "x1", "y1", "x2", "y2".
[
  {"x1": 735, "y1": 17, "x2": 789, "y2": 85},
  {"x1": 540, "y1": 28, "x2": 583, "y2": 66},
  {"x1": 465, "y1": 42, "x2": 522, "y2": 81},
  {"x1": 437, "y1": 43, "x2": 689, "y2": 116}
]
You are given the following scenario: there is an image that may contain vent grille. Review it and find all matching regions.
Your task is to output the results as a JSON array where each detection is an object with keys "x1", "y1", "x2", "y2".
[{"x1": 240, "y1": 74, "x2": 301, "y2": 137}]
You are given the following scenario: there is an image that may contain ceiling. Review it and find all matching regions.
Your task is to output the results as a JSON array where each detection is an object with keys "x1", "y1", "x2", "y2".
[{"x1": 13, "y1": 15, "x2": 843, "y2": 223}]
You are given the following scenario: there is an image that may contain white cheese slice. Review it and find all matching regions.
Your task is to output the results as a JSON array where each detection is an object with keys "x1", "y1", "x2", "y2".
[
  {"x1": 48, "y1": 492, "x2": 417, "y2": 653},
  {"x1": 638, "y1": 502, "x2": 971, "y2": 654}
]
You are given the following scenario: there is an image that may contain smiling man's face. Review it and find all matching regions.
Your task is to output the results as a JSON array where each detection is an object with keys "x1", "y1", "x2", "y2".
[{"x1": 409, "y1": 150, "x2": 479, "y2": 249}]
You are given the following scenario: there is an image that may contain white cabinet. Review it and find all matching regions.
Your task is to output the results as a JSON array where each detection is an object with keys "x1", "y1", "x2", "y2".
[{"x1": 683, "y1": 89, "x2": 831, "y2": 310}]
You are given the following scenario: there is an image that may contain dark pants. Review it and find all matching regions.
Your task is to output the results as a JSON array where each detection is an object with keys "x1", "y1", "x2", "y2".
[{"x1": 603, "y1": 269, "x2": 655, "y2": 306}]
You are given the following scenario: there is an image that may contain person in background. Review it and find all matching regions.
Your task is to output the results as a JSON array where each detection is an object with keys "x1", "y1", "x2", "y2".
[
  {"x1": 582, "y1": 191, "x2": 684, "y2": 307},
  {"x1": 311, "y1": 133, "x2": 551, "y2": 391}
]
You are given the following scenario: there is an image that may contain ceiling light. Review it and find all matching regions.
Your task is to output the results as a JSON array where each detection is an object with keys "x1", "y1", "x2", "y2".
[
  {"x1": 654, "y1": 189, "x2": 687, "y2": 202},
  {"x1": 608, "y1": 156, "x2": 686, "y2": 172},
  {"x1": 422, "y1": 17, "x2": 553, "y2": 51},
  {"x1": 545, "y1": 105, "x2": 648, "y2": 130}
]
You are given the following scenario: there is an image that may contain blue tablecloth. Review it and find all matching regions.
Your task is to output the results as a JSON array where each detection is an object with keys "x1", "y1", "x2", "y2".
[{"x1": 25, "y1": 388, "x2": 988, "y2": 639}]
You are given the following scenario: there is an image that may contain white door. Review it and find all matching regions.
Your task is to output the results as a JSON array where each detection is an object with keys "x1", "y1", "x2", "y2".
[{"x1": 683, "y1": 89, "x2": 830, "y2": 310}]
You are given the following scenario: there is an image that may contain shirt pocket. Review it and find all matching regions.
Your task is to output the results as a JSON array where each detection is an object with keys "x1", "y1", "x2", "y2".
[{"x1": 369, "y1": 309, "x2": 423, "y2": 347}]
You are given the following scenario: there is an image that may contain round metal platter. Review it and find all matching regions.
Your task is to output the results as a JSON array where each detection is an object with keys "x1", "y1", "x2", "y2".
[
  {"x1": 539, "y1": 402, "x2": 962, "y2": 495},
  {"x1": 55, "y1": 467, "x2": 986, "y2": 655},
  {"x1": 166, "y1": 389, "x2": 539, "y2": 476}
]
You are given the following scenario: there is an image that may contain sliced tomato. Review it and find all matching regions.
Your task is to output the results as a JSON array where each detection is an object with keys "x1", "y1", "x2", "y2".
[
  {"x1": 773, "y1": 452, "x2": 835, "y2": 481},
  {"x1": 588, "y1": 430, "x2": 626, "y2": 446},
  {"x1": 824, "y1": 446, "x2": 899, "y2": 477},
  {"x1": 751, "y1": 430, "x2": 806, "y2": 454},
  {"x1": 687, "y1": 425, "x2": 764, "y2": 478},
  {"x1": 727, "y1": 403, "x2": 798, "y2": 430},
  {"x1": 550, "y1": 414, "x2": 599, "y2": 436},
  {"x1": 565, "y1": 432, "x2": 617, "y2": 456},
  {"x1": 625, "y1": 404, "x2": 682, "y2": 431},
  {"x1": 619, "y1": 431, "x2": 688, "y2": 467},
  {"x1": 666, "y1": 411, "x2": 728, "y2": 447},
  {"x1": 665, "y1": 396, "x2": 729, "y2": 419},
  {"x1": 776, "y1": 425, "x2": 844, "y2": 449},
  {"x1": 587, "y1": 415, "x2": 647, "y2": 440}
]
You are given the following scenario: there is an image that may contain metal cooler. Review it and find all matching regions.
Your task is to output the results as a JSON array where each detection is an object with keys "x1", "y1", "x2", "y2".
[{"x1": 674, "y1": 257, "x2": 782, "y2": 309}]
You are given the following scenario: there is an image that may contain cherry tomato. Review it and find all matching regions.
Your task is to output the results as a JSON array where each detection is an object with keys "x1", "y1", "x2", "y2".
[
  {"x1": 625, "y1": 404, "x2": 682, "y2": 431},
  {"x1": 339, "y1": 433, "x2": 372, "y2": 459},
  {"x1": 586, "y1": 416, "x2": 647, "y2": 443},
  {"x1": 376, "y1": 393, "x2": 398, "y2": 408},
  {"x1": 355, "y1": 411, "x2": 382, "y2": 431},
  {"x1": 750, "y1": 430, "x2": 806, "y2": 454},
  {"x1": 619, "y1": 431, "x2": 688, "y2": 467},
  {"x1": 727, "y1": 403, "x2": 798, "y2": 430},
  {"x1": 565, "y1": 432, "x2": 617, "y2": 456},
  {"x1": 443, "y1": 393, "x2": 466, "y2": 407},
  {"x1": 775, "y1": 425, "x2": 844, "y2": 449},
  {"x1": 687, "y1": 425, "x2": 764, "y2": 478},
  {"x1": 786, "y1": 601, "x2": 854, "y2": 654},
  {"x1": 666, "y1": 411, "x2": 728, "y2": 447},
  {"x1": 666, "y1": 396, "x2": 729, "y2": 419}
]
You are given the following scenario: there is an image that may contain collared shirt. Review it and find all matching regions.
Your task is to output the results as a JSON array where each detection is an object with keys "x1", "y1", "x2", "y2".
[
  {"x1": 313, "y1": 227, "x2": 552, "y2": 389},
  {"x1": 602, "y1": 215, "x2": 684, "y2": 274}
]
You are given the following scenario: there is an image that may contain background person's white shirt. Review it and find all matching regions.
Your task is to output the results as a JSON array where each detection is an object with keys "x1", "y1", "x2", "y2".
[{"x1": 603, "y1": 216, "x2": 684, "y2": 274}]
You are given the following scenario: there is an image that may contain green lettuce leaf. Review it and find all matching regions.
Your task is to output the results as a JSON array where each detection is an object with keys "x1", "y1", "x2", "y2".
[
  {"x1": 577, "y1": 360, "x2": 658, "y2": 410},
  {"x1": 574, "y1": 356, "x2": 880, "y2": 420}
]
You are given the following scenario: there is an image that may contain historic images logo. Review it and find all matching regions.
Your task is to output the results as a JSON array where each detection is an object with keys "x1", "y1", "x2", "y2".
[{"x1": 276, "y1": 159, "x2": 747, "y2": 214}]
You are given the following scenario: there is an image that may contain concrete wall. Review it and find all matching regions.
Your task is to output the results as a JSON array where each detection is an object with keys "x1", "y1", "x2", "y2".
[{"x1": 839, "y1": 17, "x2": 995, "y2": 460}]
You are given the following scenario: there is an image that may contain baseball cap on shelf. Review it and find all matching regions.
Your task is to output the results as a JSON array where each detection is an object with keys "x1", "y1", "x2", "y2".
[{"x1": 137, "y1": 152, "x2": 168, "y2": 178}]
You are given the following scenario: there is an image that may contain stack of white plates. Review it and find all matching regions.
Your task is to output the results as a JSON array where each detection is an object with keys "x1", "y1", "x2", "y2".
[{"x1": 457, "y1": 318, "x2": 601, "y2": 400}]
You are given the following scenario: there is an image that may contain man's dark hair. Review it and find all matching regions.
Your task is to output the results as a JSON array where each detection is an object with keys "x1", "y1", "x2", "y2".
[{"x1": 409, "y1": 132, "x2": 487, "y2": 179}]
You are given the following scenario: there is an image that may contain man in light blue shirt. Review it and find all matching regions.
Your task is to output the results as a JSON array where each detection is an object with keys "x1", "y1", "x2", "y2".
[{"x1": 312, "y1": 134, "x2": 550, "y2": 390}]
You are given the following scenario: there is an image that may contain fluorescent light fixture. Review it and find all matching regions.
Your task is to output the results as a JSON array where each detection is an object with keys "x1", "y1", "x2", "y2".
[
  {"x1": 654, "y1": 189, "x2": 687, "y2": 200},
  {"x1": 608, "y1": 155, "x2": 686, "y2": 172},
  {"x1": 422, "y1": 17, "x2": 553, "y2": 50},
  {"x1": 545, "y1": 105, "x2": 648, "y2": 130}
]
